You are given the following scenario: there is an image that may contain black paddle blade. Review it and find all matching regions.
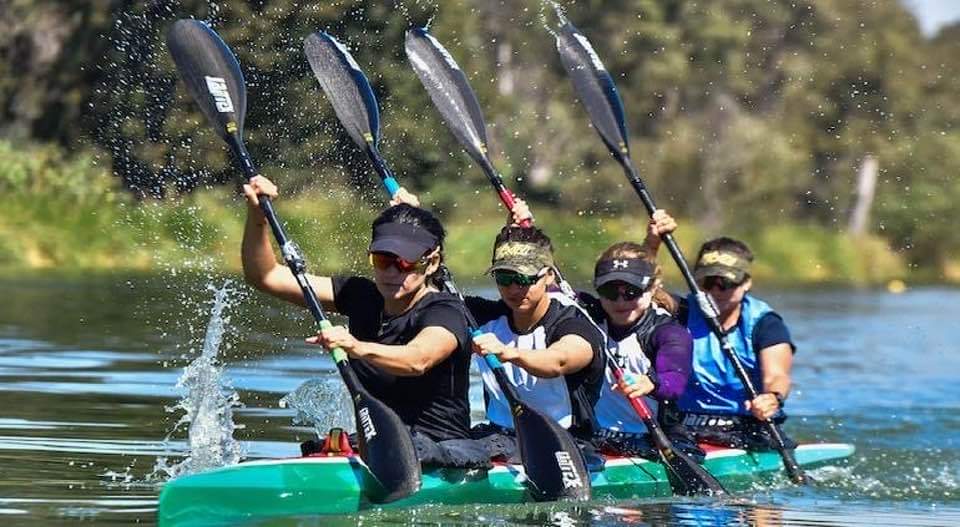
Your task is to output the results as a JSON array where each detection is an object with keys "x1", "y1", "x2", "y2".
[
  {"x1": 779, "y1": 442, "x2": 813, "y2": 485},
  {"x1": 555, "y1": 22, "x2": 630, "y2": 164},
  {"x1": 657, "y1": 445, "x2": 726, "y2": 496},
  {"x1": 166, "y1": 19, "x2": 246, "y2": 142},
  {"x1": 513, "y1": 402, "x2": 592, "y2": 501},
  {"x1": 404, "y1": 28, "x2": 491, "y2": 165},
  {"x1": 352, "y1": 386, "x2": 421, "y2": 503},
  {"x1": 303, "y1": 32, "x2": 381, "y2": 149}
]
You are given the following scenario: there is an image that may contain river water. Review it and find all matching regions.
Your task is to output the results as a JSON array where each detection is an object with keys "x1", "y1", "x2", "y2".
[{"x1": 0, "y1": 273, "x2": 958, "y2": 526}]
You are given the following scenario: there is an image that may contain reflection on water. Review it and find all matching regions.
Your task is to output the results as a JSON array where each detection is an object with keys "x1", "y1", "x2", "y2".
[
  {"x1": 0, "y1": 274, "x2": 957, "y2": 525},
  {"x1": 255, "y1": 500, "x2": 960, "y2": 526}
]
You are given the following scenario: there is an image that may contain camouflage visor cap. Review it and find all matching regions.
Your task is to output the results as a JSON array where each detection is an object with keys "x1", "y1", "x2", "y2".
[
  {"x1": 693, "y1": 250, "x2": 751, "y2": 282},
  {"x1": 485, "y1": 241, "x2": 555, "y2": 276}
]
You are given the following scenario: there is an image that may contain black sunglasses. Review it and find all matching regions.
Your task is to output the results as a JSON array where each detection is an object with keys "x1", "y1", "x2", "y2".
[
  {"x1": 701, "y1": 276, "x2": 744, "y2": 291},
  {"x1": 493, "y1": 269, "x2": 545, "y2": 287},
  {"x1": 596, "y1": 282, "x2": 648, "y2": 301}
]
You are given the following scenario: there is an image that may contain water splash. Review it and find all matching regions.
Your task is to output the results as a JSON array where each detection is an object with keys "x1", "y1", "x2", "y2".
[
  {"x1": 394, "y1": 0, "x2": 439, "y2": 29},
  {"x1": 153, "y1": 281, "x2": 244, "y2": 479},
  {"x1": 280, "y1": 377, "x2": 354, "y2": 439},
  {"x1": 539, "y1": 0, "x2": 570, "y2": 38}
]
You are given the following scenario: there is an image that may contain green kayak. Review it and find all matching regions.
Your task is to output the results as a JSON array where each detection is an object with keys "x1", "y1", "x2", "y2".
[{"x1": 157, "y1": 442, "x2": 854, "y2": 526}]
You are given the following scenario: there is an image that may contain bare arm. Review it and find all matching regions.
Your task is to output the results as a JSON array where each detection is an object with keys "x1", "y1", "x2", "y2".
[
  {"x1": 474, "y1": 333, "x2": 594, "y2": 378},
  {"x1": 759, "y1": 343, "x2": 793, "y2": 398},
  {"x1": 240, "y1": 176, "x2": 335, "y2": 311},
  {"x1": 354, "y1": 326, "x2": 459, "y2": 376},
  {"x1": 746, "y1": 343, "x2": 794, "y2": 420},
  {"x1": 514, "y1": 334, "x2": 595, "y2": 377},
  {"x1": 642, "y1": 209, "x2": 677, "y2": 256},
  {"x1": 309, "y1": 325, "x2": 459, "y2": 377}
]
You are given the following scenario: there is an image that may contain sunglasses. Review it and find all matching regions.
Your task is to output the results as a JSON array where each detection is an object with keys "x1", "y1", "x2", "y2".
[
  {"x1": 493, "y1": 269, "x2": 546, "y2": 287},
  {"x1": 596, "y1": 282, "x2": 649, "y2": 301},
  {"x1": 369, "y1": 252, "x2": 430, "y2": 273},
  {"x1": 700, "y1": 276, "x2": 744, "y2": 291}
]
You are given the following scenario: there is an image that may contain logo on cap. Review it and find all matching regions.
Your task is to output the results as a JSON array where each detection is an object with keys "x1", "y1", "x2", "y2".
[
  {"x1": 613, "y1": 259, "x2": 629, "y2": 269},
  {"x1": 699, "y1": 251, "x2": 742, "y2": 267}
]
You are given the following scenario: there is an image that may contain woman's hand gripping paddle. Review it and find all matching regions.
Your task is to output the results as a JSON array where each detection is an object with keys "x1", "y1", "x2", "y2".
[
  {"x1": 165, "y1": 19, "x2": 420, "y2": 503},
  {"x1": 610, "y1": 366, "x2": 726, "y2": 495},
  {"x1": 555, "y1": 21, "x2": 807, "y2": 486},
  {"x1": 303, "y1": 30, "x2": 590, "y2": 502}
]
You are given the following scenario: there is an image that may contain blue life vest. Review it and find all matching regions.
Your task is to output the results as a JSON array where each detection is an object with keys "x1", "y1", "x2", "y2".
[{"x1": 678, "y1": 294, "x2": 772, "y2": 415}]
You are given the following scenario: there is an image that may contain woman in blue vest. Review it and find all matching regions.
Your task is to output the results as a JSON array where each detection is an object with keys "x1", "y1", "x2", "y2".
[{"x1": 646, "y1": 212, "x2": 797, "y2": 450}]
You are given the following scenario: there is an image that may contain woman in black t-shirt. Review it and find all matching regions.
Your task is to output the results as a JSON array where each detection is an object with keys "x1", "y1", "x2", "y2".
[{"x1": 241, "y1": 176, "x2": 484, "y2": 467}]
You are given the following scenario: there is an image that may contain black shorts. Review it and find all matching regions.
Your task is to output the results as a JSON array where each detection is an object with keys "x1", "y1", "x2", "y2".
[
  {"x1": 470, "y1": 422, "x2": 605, "y2": 472},
  {"x1": 680, "y1": 412, "x2": 797, "y2": 451},
  {"x1": 593, "y1": 429, "x2": 706, "y2": 463},
  {"x1": 411, "y1": 431, "x2": 491, "y2": 469}
]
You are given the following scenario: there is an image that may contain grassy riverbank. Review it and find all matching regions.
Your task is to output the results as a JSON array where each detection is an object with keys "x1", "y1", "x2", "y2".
[{"x1": 0, "y1": 141, "x2": 946, "y2": 287}]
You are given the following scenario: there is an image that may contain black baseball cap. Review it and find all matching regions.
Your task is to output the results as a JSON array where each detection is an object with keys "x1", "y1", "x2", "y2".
[
  {"x1": 594, "y1": 258, "x2": 656, "y2": 290},
  {"x1": 368, "y1": 222, "x2": 439, "y2": 261}
]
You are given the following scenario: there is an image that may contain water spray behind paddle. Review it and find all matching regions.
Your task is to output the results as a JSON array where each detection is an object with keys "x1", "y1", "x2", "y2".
[
  {"x1": 154, "y1": 282, "x2": 244, "y2": 479},
  {"x1": 280, "y1": 378, "x2": 355, "y2": 440}
]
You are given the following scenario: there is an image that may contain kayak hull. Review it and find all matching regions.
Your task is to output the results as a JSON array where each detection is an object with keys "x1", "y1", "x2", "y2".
[{"x1": 157, "y1": 443, "x2": 854, "y2": 525}]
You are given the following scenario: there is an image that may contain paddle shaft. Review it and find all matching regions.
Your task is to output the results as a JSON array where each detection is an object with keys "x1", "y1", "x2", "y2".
[
  {"x1": 366, "y1": 143, "x2": 401, "y2": 197},
  {"x1": 606, "y1": 361, "x2": 668, "y2": 443},
  {"x1": 227, "y1": 137, "x2": 363, "y2": 388},
  {"x1": 359, "y1": 142, "x2": 525, "y2": 381},
  {"x1": 360, "y1": 137, "x2": 590, "y2": 500},
  {"x1": 619, "y1": 157, "x2": 807, "y2": 484},
  {"x1": 478, "y1": 157, "x2": 531, "y2": 228}
]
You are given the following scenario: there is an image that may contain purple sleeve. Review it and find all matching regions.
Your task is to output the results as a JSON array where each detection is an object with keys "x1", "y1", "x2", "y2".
[{"x1": 650, "y1": 322, "x2": 693, "y2": 401}]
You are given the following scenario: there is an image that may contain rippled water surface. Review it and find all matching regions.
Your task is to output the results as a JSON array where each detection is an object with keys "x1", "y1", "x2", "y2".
[{"x1": 1, "y1": 274, "x2": 958, "y2": 525}]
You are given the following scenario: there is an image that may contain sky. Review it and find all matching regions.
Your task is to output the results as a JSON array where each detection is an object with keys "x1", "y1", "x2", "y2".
[{"x1": 905, "y1": 0, "x2": 960, "y2": 35}]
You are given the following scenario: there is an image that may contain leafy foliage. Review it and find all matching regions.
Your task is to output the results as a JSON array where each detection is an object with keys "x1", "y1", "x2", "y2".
[{"x1": 1, "y1": 0, "x2": 958, "y2": 274}]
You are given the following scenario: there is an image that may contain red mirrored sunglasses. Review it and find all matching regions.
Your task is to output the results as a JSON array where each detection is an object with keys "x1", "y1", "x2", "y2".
[{"x1": 368, "y1": 252, "x2": 430, "y2": 273}]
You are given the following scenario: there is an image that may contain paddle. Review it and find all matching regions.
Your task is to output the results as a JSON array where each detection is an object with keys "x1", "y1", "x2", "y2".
[
  {"x1": 403, "y1": 28, "x2": 531, "y2": 227},
  {"x1": 303, "y1": 30, "x2": 591, "y2": 502},
  {"x1": 555, "y1": 21, "x2": 809, "y2": 485},
  {"x1": 302, "y1": 32, "x2": 401, "y2": 199},
  {"x1": 402, "y1": 25, "x2": 722, "y2": 494},
  {"x1": 604, "y1": 355, "x2": 725, "y2": 495},
  {"x1": 165, "y1": 19, "x2": 421, "y2": 503},
  {"x1": 404, "y1": 27, "x2": 583, "y2": 297}
]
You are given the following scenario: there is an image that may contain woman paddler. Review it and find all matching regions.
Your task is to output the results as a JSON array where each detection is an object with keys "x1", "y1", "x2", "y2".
[
  {"x1": 462, "y1": 220, "x2": 607, "y2": 465},
  {"x1": 241, "y1": 176, "x2": 486, "y2": 468},
  {"x1": 505, "y1": 204, "x2": 702, "y2": 460},
  {"x1": 646, "y1": 210, "x2": 799, "y2": 450},
  {"x1": 577, "y1": 240, "x2": 703, "y2": 461}
]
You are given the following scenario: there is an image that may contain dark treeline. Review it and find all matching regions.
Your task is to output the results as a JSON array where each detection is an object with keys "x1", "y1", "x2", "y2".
[{"x1": 2, "y1": 0, "x2": 958, "y2": 271}]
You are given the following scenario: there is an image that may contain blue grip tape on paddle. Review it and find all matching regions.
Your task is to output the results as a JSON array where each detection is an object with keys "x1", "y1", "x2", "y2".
[
  {"x1": 383, "y1": 177, "x2": 401, "y2": 196},
  {"x1": 472, "y1": 328, "x2": 504, "y2": 368}
]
